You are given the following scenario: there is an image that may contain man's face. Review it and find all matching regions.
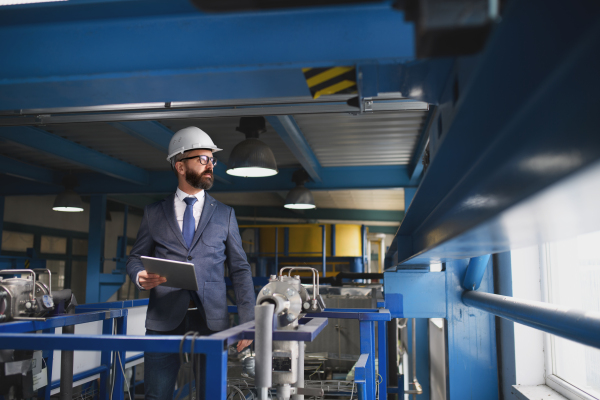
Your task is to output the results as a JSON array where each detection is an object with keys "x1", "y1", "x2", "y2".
[{"x1": 178, "y1": 149, "x2": 214, "y2": 190}]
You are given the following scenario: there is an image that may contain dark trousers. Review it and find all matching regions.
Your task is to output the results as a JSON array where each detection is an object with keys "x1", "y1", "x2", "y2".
[{"x1": 144, "y1": 310, "x2": 216, "y2": 400}]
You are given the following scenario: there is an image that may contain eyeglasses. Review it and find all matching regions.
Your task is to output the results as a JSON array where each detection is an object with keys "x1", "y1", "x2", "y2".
[{"x1": 179, "y1": 155, "x2": 217, "y2": 167}]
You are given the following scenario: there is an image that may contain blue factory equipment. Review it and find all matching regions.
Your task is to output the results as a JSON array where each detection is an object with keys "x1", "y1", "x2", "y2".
[{"x1": 0, "y1": 274, "x2": 398, "y2": 400}]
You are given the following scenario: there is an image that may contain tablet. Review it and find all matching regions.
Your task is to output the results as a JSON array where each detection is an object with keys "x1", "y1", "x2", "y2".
[{"x1": 140, "y1": 256, "x2": 199, "y2": 291}]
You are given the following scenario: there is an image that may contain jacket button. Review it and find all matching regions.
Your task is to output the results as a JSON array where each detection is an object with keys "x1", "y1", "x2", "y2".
[{"x1": 187, "y1": 256, "x2": 193, "y2": 261}]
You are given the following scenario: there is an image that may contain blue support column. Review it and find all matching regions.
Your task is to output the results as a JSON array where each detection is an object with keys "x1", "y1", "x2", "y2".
[
  {"x1": 446, "y1": 259, "x2": 498, "y2": 399},
  {"x1": 0, "y1": 196, "x2": 4, "y2": 252},
  {"x1": 39, "y1": 328, "x2": 55, "y2": 400},
  {"x1": 321, "y1": 225, "x2": 326, "y2": 277},
  {"x1": 284, "y1": 227, "x2": 289, "y2": 257},
  {"x1": 86, "y1": 194, "x2": 106, "y2": 304},
  {"x1": 360, "y1": 321, "x2": 376, "y2": 400},
  {"x1": 112, "y1": 316, "x2": 127, "y2": 400},
  {"x1": 361, "y1": 225, "x2": 367, "y2": 273},
  {"x1": 494, "y1": 252, "x2": 516, "y2": 400},
  {"x1": 462, "y1": 255, "x2": 491, "y2": 290},
  {"x1": 377, "y1": 321, "x2": 388, "y2": 400},
  {"x1": 205, "y1": 348, "x2": 228, "y2": 400},
  {"x1": 331, "y1": 224, "x2": 336, "y2": 257},
  {"x1": 99, "y1": 319, "x2": 113, "y2": 400},
  {"x1": 406, "y1": 319, "x2": 430, "y2": 399}
]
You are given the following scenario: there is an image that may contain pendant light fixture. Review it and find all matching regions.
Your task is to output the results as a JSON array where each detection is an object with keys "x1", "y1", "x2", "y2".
[
  {"x1": 226, "y1": 117, "x2": 278, "y2": 177},
  {"x1": 284, "y1": 169, "x2": 316, "y2": 210},
  {"x1": 52, "y1": 175, "x2": 84, "y2": 212}
]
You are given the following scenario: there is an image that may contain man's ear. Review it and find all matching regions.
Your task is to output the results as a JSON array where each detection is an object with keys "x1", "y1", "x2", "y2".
[{"x1": 175, "y1": 161, "x2": 185, "y2": 176}]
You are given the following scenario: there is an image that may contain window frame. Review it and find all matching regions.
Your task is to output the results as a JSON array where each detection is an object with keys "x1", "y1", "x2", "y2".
[{"x1": 539, "y1": 243, "x2": 599, "y2": 400}]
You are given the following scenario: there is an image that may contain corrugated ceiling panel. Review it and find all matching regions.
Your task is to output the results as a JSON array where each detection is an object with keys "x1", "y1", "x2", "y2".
[
  {"x1": 161, "y1": 118, "x2": 301, "y2": 168},
  {"x1": 46, "y1": 123, "x2": 167, "y2": 171},
  {"x1": 211, "y1": 189, "x2": 404, "y2": 210},
  {"x1": 294, "y1": 111, "x2": 428, "y2": 167},
  {"x1": 312, "y1": 189, "x2": 405, "y2": 210},
  {"x1": 0, "y1": 138, "x2": 85, "y2": 171}
]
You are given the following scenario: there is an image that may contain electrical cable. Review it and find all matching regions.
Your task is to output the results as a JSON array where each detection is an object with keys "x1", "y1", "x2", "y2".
[
  {"x1": 308, "y1": 363, "x2": 323, "y2": 379},
  {"x1": 175, "y1": 332, "x2": 195, "y2": 400},
  {"x1": 117, "y1": 351, "x2": 132, "y2": 400},
  {"x1": 227, "y1": 385, "x2": 246, "y2": 400}
]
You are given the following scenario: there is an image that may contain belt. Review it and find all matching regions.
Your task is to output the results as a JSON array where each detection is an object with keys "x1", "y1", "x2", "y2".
[{"x1": 188, "y1": 300, "x2": 197, "y2": 311}]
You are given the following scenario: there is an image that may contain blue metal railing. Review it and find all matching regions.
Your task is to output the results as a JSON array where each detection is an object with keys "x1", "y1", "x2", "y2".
[{"x1": 462, "y1": 290, "x2": 600, "y2": 349}]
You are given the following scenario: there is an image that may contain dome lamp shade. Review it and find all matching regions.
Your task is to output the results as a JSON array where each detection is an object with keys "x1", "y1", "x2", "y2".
[
  {"x1": 226, "y1": 117, "x2": 278, "y2": 177},
  {"x1": 52, "y1": 175, "x2": 84, "y2": 212},
  {"x1": 284, "y1": 169, "x2": 316, "y2": 209},
  {"x1": 284, "y1": 184, "x2": 316, "y2": 209},
  {"x1": 52, "y1": 189, "x2": 84, "y2": 212}
]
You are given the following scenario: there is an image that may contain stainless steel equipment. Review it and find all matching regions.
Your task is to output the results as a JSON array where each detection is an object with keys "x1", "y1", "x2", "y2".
[
  {"x1": 253, "y1": 267, "x2": 326, "y2": 400},
  {"x1": 0, "y1": 269, "x2": 55, "y2": 322}
]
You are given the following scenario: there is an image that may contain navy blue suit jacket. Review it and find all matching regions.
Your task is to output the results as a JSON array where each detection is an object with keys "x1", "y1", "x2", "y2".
[{"x1": 126, "y1": 192, "x2": 255, "y2": 332}]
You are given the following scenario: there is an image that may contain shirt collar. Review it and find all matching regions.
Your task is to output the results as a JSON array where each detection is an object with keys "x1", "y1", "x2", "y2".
[{"x1": 175, "y1": 187, "x2": 205, "y2": 203}]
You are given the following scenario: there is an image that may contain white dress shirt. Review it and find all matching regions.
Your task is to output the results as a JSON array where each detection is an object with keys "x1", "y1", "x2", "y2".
[
  {"x1": 136, "y1": 188, "x2": 205, "y2": 289},
  {"x1": 174, "y1": 187, "x2": 205, "y2": 231}
]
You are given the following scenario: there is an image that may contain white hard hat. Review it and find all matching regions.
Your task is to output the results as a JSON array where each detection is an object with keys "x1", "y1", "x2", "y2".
[{"x1": 166, "y1": 126, "x2": 222, "y2": 162}]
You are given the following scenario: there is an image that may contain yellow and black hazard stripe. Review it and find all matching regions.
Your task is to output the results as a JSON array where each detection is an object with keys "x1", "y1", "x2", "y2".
[
  {"x1": 302, "y1": 66, "x2": 357, "y2": 99},
  {"x1": 24, "y1": 259, "x2": 30, "y2": 269}
]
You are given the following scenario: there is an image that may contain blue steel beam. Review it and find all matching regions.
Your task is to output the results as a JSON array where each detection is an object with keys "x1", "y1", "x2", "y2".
[
  {"x1": 0, "y1": 127, "x2": 149, "y2": 185},
  {"x1": 109, "y1": 121, "x2": 173, "y2": 152},
  {"x1": 0, "y1": 165, "x2": 414, "y2": 195},
  {"x1": 407, "y1": 107, "x2": 435, "y2": 184},
  {"x1": 110, "y1": 121, "x2": 230, "y2": 184},
  {"x1": 462, "y1": 254, "x2": 491, "y2": 290},
  {"x1": 0, "y1": 154, "x2": 60, "y2": 186},
  {"x1": 387, "y1": 0, "x2": 600, "y2": 265},
  {"x1": 86, "y1": 195, "x2": 106, "y2": 304},
  {"x1": 0, "y1": 3, "x2": 414, "y2": 110},
  {"x1": 265, "y1": 116, "x2": 321, "y2": 182}
]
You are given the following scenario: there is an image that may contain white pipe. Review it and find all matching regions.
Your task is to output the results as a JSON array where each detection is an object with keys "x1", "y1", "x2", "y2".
[{"x1": 255, "y1": 303, "x2": 275, "y2": 399}]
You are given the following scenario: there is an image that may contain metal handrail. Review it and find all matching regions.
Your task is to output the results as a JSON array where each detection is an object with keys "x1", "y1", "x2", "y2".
[{"x1": 462, "y1": 290, "x2": 600, "y2": 349}]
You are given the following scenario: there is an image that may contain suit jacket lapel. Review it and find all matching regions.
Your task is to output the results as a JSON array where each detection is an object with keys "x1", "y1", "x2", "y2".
[
  {"x1": 161, "y1": 194, "x2": 187, "y2": 249},
  {"x1": 190, "y1": 192, "x2": 216, "y2": 250}
]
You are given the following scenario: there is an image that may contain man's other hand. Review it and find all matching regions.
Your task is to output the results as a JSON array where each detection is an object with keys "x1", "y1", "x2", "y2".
[
  {"x1": 138, "y1": 271, "x2": 167, "y2": 290},
  {"x1": 237, "y1": 339, "x2": 253, "y2": 352}
]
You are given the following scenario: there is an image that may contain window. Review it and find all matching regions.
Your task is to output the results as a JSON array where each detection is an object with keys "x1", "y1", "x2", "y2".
[
  {"x1": 1, "y1": 231, "x2": 34, "y2": 252},
  {"x1": 45, "y1": 260, "x2": 65, "y2": 290},
  {"x1": 542, "y1": 231, "x2": 600, "y2": 399},
  {"x1": 40, "y1": 235, "x2": 67, "y2": 254}
]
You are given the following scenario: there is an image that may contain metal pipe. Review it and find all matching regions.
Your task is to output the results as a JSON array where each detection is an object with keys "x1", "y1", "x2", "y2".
[
  {"x1": 60, "y1": 324, "x2": 75, "y2": 400},
  {"x1": 255, "y1": 303, "x2": 275, "y2": 400},
  {"x1": 291, "y1": 342, "x2": 304, "y2": 400},
  {"x1": 462, "y1": 290, "x2": 600, "y2": 349}
]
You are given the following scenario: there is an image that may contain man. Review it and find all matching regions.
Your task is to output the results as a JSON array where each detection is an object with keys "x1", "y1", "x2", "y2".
[{"x1": 126, "y1": 126, "x2": 255, "y2": 400}]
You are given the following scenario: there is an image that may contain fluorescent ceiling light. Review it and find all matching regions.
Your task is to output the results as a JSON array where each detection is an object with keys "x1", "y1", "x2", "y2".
[
  {"x1": 0, "y1": 0, "x2": 67, "y2": 5},
  {"x1": 284, "y1": 203, "x2": 316, "y2": 210},
  {"x1": 226, "y1": 167, "x2": 278, "y2": 178},
  {"x1": 52, "y1": 206, "x2": 84, "y2": 212}
]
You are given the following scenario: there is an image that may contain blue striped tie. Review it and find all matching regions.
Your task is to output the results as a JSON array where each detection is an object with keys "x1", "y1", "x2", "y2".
[{"x1": 182, "y1": 197, "x2": 197, "y2": 248}]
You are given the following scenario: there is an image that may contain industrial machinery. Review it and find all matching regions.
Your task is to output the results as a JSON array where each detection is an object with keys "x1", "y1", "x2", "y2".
[
  {"x1": 253, "y1": 267, "x2": 325, "y2": 400},
  {"x1": 0, "y1": 269, "x2": 77, "y2": 322}
]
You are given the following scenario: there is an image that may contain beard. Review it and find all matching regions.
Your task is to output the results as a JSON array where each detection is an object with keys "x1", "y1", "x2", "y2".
[{"x1": 185, "y1": 168, "x2": 214, "y2": 190}]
